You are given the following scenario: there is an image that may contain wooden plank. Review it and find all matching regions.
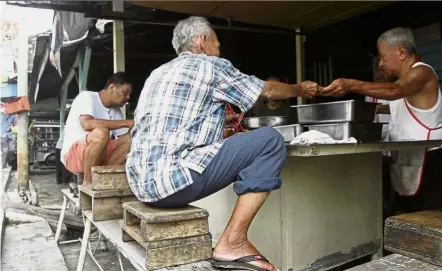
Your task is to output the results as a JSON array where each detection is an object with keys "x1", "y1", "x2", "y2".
[
  {"x1": 79, "y1": 189, "x2": 92, "y2": 211},
  {"x1": 79, "y1": 184, "x2": 134, "y2": 198},
  {"x1": 123, "y1": 201, "x2": 209, "y2": 223},
  {"x1": 1, "y1": 221, "x2": 68, "y2": 271},
  {"x1": 91, "y1": 195, "x2": 137, "y2": 221},
  {"x1": 346, "y1": 254, "x2": 441, "y2": 271},
  {"x1": 61, "y1": 188, "x2": 79, "y2": 207},
  {"x1": 124, "y1": 207, "x2": 141, "y2": 225},
  {"x1": 145, "y1": 237, "x2": 212, "y2": 270},
  {"x1": 4, "y1": 201, "x2": 83, "y2": 229},
  {"x1": 84, "y1": 211, "x2": 216, "y2": 271},
  {"x1": 91, "y1": 165, "x2": 130, "y2": 190},
  {"x1": 120, "y1": 220, "x2": 212, "y2": 249},
  {"x1": 142, "y1": 217, "x2": 209, "y2": 242},
  {"x1": 120, "y1": 220, "x2": 213, "y2": 269},
  {"x1": 123, "y1": 201, "x2": 210, "y2": 241},
  {"x1": 385, "y1": 211, "x2": 442, "y2": 266}
]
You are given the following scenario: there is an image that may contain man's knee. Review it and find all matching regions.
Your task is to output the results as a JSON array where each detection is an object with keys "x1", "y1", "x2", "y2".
[
  {"x1": 260, "y1": 127, "x2": 286, "y2": 151},
  {"x1": 118, "y1": 133, "x2": 131, "y2": 145},
  {"x1": 88, "y1": 127, "x2": 110, "y2": 144}
]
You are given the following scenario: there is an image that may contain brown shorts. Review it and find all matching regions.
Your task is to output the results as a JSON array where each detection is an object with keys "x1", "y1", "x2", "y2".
[{"x1": 64, "y1": 137, "x2": 118, "y2": 173}]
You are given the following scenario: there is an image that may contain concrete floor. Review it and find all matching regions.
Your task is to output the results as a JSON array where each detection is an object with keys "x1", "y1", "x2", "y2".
[{"x1": 4, "y1": 172, "x2": 136, "y2": 271}]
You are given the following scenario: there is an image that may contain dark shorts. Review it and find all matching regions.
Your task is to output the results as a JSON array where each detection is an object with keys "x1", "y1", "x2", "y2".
[{"x1": 150, "y1": 127, "x2": 286, "y2": 208}]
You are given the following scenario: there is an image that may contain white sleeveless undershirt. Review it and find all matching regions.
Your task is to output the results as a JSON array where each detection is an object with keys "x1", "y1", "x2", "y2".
[
  {"x1": 388, "y1": 62, "x2": 442, "y2": 141},
  {"x1": 388, "y1": 62, "x2": 442, "y2": 196}
]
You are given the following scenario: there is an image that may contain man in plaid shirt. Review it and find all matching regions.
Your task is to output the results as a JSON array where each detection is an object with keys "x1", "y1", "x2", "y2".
[{"x1": 127, "y1": 16, "x2": 319, "y2": 271}]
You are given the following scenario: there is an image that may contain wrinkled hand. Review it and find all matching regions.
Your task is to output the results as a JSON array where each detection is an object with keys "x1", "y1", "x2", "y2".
[
  {"x1": 300, "y1": 81, "x2": 321, "y2": 98},
  {"x1": 322, "y1": 79, "x2": 352, "y2": 97}
]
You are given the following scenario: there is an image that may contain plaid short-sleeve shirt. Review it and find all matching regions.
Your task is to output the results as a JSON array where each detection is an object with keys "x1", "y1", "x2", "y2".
[{"x1": 126, "y1": 52, "x2": 264, "y2": 202}]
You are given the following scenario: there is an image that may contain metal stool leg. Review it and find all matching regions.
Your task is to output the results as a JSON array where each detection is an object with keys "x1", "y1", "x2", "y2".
[
  {"x1": 76, "y1": 217, "x2": 92, "y2": 271},
  {"x1": 55, "y1": 195, "x2": 68, "y2": 243}
]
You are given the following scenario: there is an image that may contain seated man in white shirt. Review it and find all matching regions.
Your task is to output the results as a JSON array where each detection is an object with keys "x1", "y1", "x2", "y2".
[{"x1": 61, "y1": 72, "x2": 134, "y2": 184}]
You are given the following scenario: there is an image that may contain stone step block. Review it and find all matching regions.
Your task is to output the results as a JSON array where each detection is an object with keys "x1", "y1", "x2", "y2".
[
  {"x1": 79, "y1": 184, "x2": 137, "y2": 221},
  {"x1": 122, "y1": 201, "x2": 209, "y2": 242},
  {"x1": 120, "y1": 220, "x2": 212, "y2": 270},
  {"x1": 91, "y1": 166, "x2": 130, "y2": 190}
]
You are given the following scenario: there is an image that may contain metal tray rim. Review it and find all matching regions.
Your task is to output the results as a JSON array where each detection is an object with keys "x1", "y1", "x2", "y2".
[{"x1": 291, "y1": 100, "x2": 380, "y2": 108}]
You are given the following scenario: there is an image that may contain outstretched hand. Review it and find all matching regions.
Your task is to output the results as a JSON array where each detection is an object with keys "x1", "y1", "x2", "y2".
[
  {"x1": 321, "y1": 78, "x2": 352, "y2": 97},
  {"x1": 300, "y1": 81, "x2": 322, "y2": 98}
]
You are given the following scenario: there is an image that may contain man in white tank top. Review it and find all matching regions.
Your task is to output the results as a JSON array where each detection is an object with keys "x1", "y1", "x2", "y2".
[{"x1": 322, "y1": 27, "x2": 442, "y2": 211}]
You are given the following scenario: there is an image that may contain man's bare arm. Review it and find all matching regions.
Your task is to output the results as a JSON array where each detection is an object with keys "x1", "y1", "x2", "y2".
[
  {"x1": 376, "y1": 104, "x2": 390, "y2": 114},
  {"x1": 80, "y1": 115, "x2": 134, "y2": 132},
  {"x1": 260, "y1": 81, "x2": 319, "y2": 100},
  {"x1": 322, "y1": 66, "x2": 433, "y2": 100},
  {"x1": 349, "y1": 66, "x2": 432, "y2": 100}
]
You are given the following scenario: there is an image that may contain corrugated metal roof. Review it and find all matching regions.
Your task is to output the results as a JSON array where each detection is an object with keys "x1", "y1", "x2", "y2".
[{"x1": 131, "y1": 1, "x2": 392, "y2": 30}]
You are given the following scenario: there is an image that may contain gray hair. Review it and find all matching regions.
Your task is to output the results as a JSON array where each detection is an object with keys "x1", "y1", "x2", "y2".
[
  {"x1": 172, "y1": 16, "x2": 212, "y2": 54},
  {"x1": 377, "y1": 27, "x2": 416, "y2": 55}
]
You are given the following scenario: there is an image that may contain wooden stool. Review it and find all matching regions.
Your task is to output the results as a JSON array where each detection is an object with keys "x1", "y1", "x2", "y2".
[
  {"x1": 385, "y1": 210, "x2": 442, "y2": 266},
  {"x1": 79, "y1": 185, "x2": 137, "y2": 221},
  {"x1": 121, "y1": 201, "x2": 212, "y2": 270},
  {"x1": 91, "y1": 166, "x2": 130, "y2": 190}
]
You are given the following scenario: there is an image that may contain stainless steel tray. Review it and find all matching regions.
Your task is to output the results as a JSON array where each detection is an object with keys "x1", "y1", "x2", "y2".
[
  {"x1": 292, "y1": 100, "x2": 378, "y2": 124},
  {"x1": 274, "y1": 124, "x2": 303, "y2": 142},
  {"x1": 306, "y1": 122, "x2": 383, "y2": 142},
  {"x1": 242, "y1": 116, "x2": 295, "y2": 130}
]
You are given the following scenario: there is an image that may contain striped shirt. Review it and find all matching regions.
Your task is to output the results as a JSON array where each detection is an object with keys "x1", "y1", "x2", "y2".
[{"x1": 126, "y1": 52, "x2": 264, "y2": 202}]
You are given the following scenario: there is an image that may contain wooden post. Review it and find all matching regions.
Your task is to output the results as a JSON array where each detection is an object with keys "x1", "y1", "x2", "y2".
[
  {"x1": 16, "y1": 17, "x2": 29, "y2": 192},
  {"x1": 112, "y1": 0, "x2": 126, "y2": 119},
  {"x1": 79, "y1": 46, "x2": 92, "y2": 92},
  {"x1": 296, "y1": 28, "x2": 305, "y2": 105},
  {"x1": 59, "y1": 55, "x2": 79, "y2": 135}
]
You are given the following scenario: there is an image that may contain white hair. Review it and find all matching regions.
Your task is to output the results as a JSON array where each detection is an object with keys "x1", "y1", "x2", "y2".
[
  {"x1": 172, "y1": 16, "x2": 212, "y2": 54},
  {"x1": 377, "y1": 27, "x2": 416, "y2": 55}
]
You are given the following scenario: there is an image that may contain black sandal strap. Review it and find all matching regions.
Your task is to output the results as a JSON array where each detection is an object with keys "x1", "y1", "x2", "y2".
[{"x1": 234, "y1": 255, "x2": 270, "y2": 263}]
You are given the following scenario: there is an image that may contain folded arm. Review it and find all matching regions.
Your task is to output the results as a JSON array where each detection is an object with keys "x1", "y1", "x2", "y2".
[{"x1": 79, "y1": 115, "x2": 133, "y2": 132}]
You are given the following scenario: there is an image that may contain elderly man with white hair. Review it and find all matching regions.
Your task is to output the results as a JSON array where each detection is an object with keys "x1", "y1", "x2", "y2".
[
  {"x1": 323, "y1": 27, "x2": 442, "y2": 214},
  {"x1": 127, "y1": 16, "x2": 320, "y2": 271}
]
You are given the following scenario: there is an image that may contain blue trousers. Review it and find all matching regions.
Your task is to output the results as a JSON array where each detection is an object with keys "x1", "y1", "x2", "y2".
[{"x1": 150, "y1": 127, "x2": 286, "y2": 208}]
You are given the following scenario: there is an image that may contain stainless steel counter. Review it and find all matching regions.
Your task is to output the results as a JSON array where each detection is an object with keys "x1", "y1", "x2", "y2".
[{"x1": 286, "y1": 140, "x2": 442, "y2": 157}]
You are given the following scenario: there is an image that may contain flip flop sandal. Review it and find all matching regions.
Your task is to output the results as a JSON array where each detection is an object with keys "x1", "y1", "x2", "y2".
[{"x1": 211, "y1": 255, "x2": 274, "y2": 271}]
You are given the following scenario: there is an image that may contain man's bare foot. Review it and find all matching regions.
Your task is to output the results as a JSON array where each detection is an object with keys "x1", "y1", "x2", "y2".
[{"x1": 212, "y1": 237, "x2": 276, "y2": 271}]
